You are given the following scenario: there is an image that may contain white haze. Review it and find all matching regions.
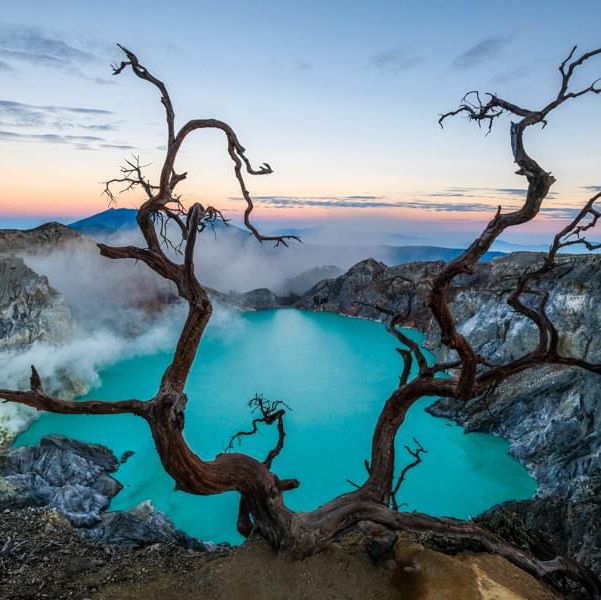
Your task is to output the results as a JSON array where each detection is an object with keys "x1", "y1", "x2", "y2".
[
  {"x1": 1, "y1": 231, "x2": 261, "y2": 440},
  {"x1": 84, "y1": 223, "x2": 377, "y2": 295}
]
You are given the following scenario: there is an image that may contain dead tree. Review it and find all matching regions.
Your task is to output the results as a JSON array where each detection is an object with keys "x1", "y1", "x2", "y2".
[{"x1": 2, "y1": 44, "x2": 601, "y2": 597}]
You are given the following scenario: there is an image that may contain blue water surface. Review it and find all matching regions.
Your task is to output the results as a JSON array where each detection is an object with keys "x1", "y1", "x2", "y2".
[{"x1": 17, "y1": 309, "x2": 536, "y2": 543}]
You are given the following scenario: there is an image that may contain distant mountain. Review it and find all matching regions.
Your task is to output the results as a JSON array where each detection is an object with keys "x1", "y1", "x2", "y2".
[
  {"x1": 381, "y1": 245, "x2": 503, "y2": 264},
  {"x1": 69, "y1": 208, "x2": 138, "y2": 237},
  {"x1": 492, "y1": 240, "x2": 550, "y2": 253},
  {"x1": 69, "y1": 208, "x2": 251, "y2": 242},
  {"x1": 68, "y1": 209, "x2": 505, "y2": 280}
]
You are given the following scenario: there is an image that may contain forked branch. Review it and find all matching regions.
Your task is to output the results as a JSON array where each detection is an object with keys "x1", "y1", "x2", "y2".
[
  {"x1": 390, "y1": 438, "x2": 427, "y2": 511},
  {"x1": 0, "y1": 44, "x2": 600, "y2": 598}
]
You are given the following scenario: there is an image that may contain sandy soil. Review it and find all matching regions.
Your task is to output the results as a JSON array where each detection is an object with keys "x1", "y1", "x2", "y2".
[
  {"x1": 0, "y1": 508, "x2": 557, "y2": 600},
  {"x1": 98, "y1": 536, "x2": 557, "y2": 600}
]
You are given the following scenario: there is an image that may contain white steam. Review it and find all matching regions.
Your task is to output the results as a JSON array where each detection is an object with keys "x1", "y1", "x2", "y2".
[{"x1": 2, "y1": 220, "x2": 351, "y2": 442}]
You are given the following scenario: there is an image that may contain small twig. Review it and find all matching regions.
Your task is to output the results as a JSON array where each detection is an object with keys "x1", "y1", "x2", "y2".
[{"x1": 390, "y1": 438, "x2": 427, "y2": 511}]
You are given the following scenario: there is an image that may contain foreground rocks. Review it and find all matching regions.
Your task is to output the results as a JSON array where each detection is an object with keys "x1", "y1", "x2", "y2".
[
  {"x1": 0, "y1": 436, "x2": 211, "y2": 551},
  {"x1": 0, "y1": 510, "x2": 556, "y2": 600},
  {"x1": 0, "y1": 507, "x2": 223, "y2": 600}
]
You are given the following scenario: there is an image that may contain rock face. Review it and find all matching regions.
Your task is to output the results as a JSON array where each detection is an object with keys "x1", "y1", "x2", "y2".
[
  {"x1": 0, "y1": 435, "x2": 121, "y2": 525},
  {"x1": 0, "y1": 256, "x2": 75, "y2": 351},
  {"x1": 425, "y1": 253, "x2": 601, "y2": 500},
  {"x1": 0, "y1": 435, "x2": 208, "y2": 550},
  {"x1": 297, "y1": 252, "x2": 601, "y2": 576},
  {"x1": 276, "y1": 265, "x2": 344, "y2": 296},
  {"x1": 422, "y1": 253, "x2": 601, "y2": 576},
  {"x1": 295, "y1": 257, "x2": 442, "y2": 328},
  {"x1": 0, "y1": 257, "x2": 79, "y2": 445},
  {"x1": 209, "y1": 286, "x2": 285, "y2": 311}
]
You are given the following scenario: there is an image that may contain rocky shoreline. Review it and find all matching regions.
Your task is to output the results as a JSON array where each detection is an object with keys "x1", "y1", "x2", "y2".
[
  {"x1": 0, "y1": 438, "x2": 554, "y2": 600},
  {"x1": 295, "y1": 253, "x2": 601, "y2": 577},
  {"x1": 0, "y1": 435, "x2": 215, "y2": 550},
  {"x1": 1, "y1": 231, "x2": 600, "y2": 589}
]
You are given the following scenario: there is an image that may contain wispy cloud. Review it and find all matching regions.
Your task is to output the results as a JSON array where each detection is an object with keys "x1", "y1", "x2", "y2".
[
  {"x1": 370, "y1": 47, "x2": 424, "y2": 72},
  {"x1": 453, "y1": 35, "x2": 511, "y2": 69},
  {"x1": 582, "y1": 185, "x2": 601, "y2": 192},
  {"x1": 0, "y1": 59, "x2": 15, "y2": 73},
  {"x1": 99, "y1": 143, "x2": 136, "y2": 150},
  {"x1": 234, "y1": 195, "x2": 499, "y2": 211},
  {"x1": 431, "y1": 187, "x2": 557, "y2": 199},
  {"x1": 0, "y1": 127, "x2": 134, "y2": 151},
  {"x1": 0, "y1": 130, "x2": 124, "y2": 152},
  {"x1": 233, "y1": 193, "x2": 573, "y2": 220},
  {"x1": 492, "y1": 65, "x2": 530, "y2": 84},
  {"x1": 0, "y1": 99, "x2": 128, "y2": 148},
  {"x1": 0, "y1": 130, "x2": 104, "y2": 143},
  {"x1": 293, "y1": 60, "x2": 313, "y2": 71},
  {"x1": 0, "y1": 23, "x2": 115, "y2": 84},
  {"x1": 0, "y1": 99, "x2": 119, "y2": 133}
]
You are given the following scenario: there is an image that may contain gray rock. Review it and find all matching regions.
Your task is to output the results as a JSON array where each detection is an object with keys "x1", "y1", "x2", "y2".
[
  {"x1": 0, "y1": 435, "x2": 213, "y2": 549},
  {"x1": 0, "y1": 435, "x2": 121, "y2": 525},
  {"x1": 479, "y1": 496, "x2": 601, "y2": 577},
  {"x1": 0, "y1": 256, "x2": 75, "y2": 351},
  {"x1": 80, "y1": 500, "x2": 210, "y2": 550},
  {"x1": 297, "y1": 252, "x2": 601, "y2": 575},
  {"x1": 295, "y1": 257, "x2": 442, "y2": 327}
]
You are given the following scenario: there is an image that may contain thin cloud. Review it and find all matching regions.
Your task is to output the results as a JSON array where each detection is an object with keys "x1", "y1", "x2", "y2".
[
  {"x1": 430, "y1": 187, "x2": 557, "y2": 199},
  {"x1": 582, "y1": 185, "x2": 601, "y2": 192},
  {"x1": 0, "y1": 99, "x2": 120, "y2": 136},
  {"x1": 0, "y1": 59, "x2": 15, "y2": 73},
  {"x1": 236, "y1": 194, "x2": 575, "y2": 219},
  {"x1": 453, "y1": 35, "x2": 511, "y2": 69},
  {"x1": 0, "y1": 23, "x2": 116, "y2": 83},
  {"x1": 0, "y1": 130, "x2": 103, "y2": 143},
  {"x1": 236, "y1": 195, "x2": 500, "y2": 212},
  {"x1": 370, "y1": 47, "x2": 424, "y2": 72},
  {"x1": 492, "y1": 65, "x2": 530, "y2": 84},
  {"x1": 0, "y1": 99, "x2": 112, "y2": 123},
  {"x1": 294, "y1": 60, "x2": 313, "y2": 71},
  {"x1": 99, "y1": 143, "x2": 136, "y2": 150},
  {"x1": 0, "y1": 128, "x2": 134, "y2": 151}
]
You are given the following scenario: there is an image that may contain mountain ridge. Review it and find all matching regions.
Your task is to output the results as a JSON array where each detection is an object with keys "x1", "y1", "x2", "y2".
[{"x1": 68, "y1": 208, "x2": 505, "y2": 265}]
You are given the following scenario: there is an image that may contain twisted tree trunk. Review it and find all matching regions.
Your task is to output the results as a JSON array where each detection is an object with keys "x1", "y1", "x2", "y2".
[{"x1": 2, "y1": 44, "x2": 601, "y2": 598}]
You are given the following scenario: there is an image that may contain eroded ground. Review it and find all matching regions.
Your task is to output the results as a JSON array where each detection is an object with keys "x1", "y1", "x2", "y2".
[{"x1": 0, "y1": 508, "x2": 556, "y2": 600}]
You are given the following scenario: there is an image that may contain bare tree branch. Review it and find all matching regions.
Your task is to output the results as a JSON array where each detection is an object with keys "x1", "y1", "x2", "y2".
[
  {"x1": 0, "y1": 44, "x2": 599, "y2": 597},
  {"x1": 390, "y1": 438, "x2": 427, "y2": 511}
]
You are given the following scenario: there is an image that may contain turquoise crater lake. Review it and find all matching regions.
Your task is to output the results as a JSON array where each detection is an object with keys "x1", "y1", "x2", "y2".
[{"x1": 17, "y1": 309, "x2": 536, "y2": 543}]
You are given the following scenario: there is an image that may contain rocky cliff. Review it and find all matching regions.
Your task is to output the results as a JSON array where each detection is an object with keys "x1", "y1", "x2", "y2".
[
  {"x1": 0, "y1": 435, "x2": 210, "y2": 549},
  {"x1": 297, "y1": 252, "x2": 601, "y2": 575},
  {"x1": 0, "y1": 435, "x2": 225, "y2": 599},
  {"x1": 295, "y1": 257, "x2": 442, "y2": 327},
  {"x1": 0, "y1": 257, "x2": 79, "y2": 445},
  {"x1": 0, "y1": 256, "x2": 75, "y2": 351}
]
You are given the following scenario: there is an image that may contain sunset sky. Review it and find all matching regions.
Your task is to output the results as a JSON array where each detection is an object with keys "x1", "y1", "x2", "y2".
[{"x1": 1, "y1": 0, "x2": 601, "y2": 247}]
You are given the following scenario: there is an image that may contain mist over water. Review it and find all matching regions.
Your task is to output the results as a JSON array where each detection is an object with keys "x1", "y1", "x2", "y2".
[{"x1": 17, "y1": 310, "x2": 536, "y2": 544}]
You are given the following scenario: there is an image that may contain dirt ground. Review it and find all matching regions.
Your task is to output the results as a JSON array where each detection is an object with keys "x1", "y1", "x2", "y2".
[
  {"x1": 0, "y1": 508, "x2": 557, "y2": 600},
  {"x1": 97, "y1": 536, "x2": 557, "y2": 600}
]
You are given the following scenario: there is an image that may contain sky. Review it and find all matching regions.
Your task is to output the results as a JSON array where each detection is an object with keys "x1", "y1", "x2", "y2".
[{"x1": 1, "y1": 0, "x2": 600, "y2": 247}]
